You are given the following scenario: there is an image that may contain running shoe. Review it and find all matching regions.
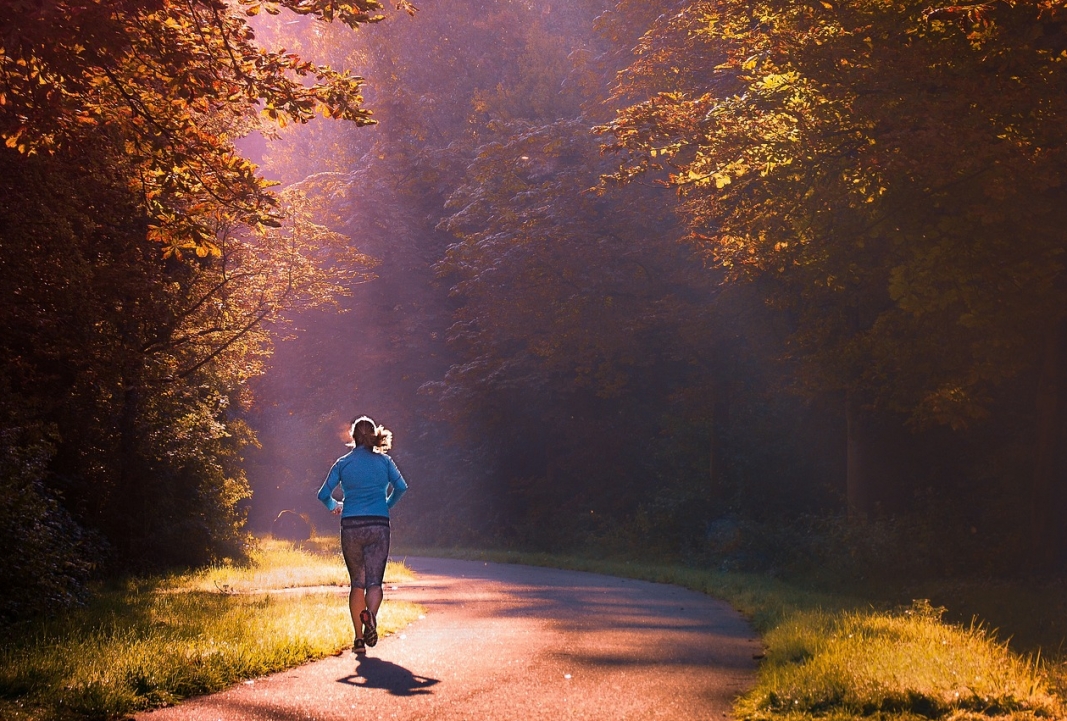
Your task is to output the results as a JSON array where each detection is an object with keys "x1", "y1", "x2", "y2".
[{"x1": 360, "y1": 609, "x2": 378, "y2": 647}]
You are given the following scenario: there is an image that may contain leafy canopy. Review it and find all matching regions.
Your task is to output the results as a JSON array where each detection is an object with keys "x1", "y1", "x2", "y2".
[
  {"x1": 599, "y1": 0, "x2": 1067, "y2": 427},
  {"x1": 0, "y1": 0, "x2": 412, "y2": 255}
]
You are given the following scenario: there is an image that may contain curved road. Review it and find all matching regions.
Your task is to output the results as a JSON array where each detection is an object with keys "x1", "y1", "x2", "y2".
[{"x1": 141, "y1": 557, "x2": 760, "y2": 720}]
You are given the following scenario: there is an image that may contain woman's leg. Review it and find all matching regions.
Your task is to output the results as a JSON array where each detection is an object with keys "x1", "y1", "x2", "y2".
[
  {"x1": 349, "y1": 585, "x2": 366, "y2": 640},
  {"x1": 365, "y1": 584, "x2": 383, "y2": 619},
  {"x1": 362, "y1": 525, "x2": 391, "y2": 627},
  {"x1": 340, "y1": 526, "x2": 369, "y2": 641}
]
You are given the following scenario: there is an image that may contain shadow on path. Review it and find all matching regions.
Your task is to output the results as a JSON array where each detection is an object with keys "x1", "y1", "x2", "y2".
[{"x1": 338, "y1": 657, "x2": 440, "y2": 696}]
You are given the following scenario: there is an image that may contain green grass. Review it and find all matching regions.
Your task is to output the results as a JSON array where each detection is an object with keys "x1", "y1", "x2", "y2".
[
  {"x1": 395, "y1": 546, "x2": 1064, "y2": 721},
  {"x1": 0, "y1": 539, "x2": 422, "y2": 721},
  {"x1": 739, "y1": 602, "x2": 1056, "y2": 720}
]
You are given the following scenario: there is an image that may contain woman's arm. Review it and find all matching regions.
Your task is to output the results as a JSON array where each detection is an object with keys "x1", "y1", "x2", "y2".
[
  {"x1": 385, "y1": 457, "x2": 408, "y2": 508},
  {"x1": 317, "y1": 459, "x2": 344, "y2": 512}
]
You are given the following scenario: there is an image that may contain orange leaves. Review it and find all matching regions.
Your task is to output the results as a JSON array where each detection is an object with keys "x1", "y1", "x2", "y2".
[
  {"x1": 237, "y1": 0, "x2": 387, "y2": 28},
  {"x1": 2, "y1": 0, "x2": 385, "y2": 256},
  {"x1": 3, "y1": 132, "x2": 25, "y2": 154}
]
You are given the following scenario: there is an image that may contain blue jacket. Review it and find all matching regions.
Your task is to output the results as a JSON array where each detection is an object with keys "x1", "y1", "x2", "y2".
[{"x1": 317, "y1": 446, "x2": 408, "y2": 518}]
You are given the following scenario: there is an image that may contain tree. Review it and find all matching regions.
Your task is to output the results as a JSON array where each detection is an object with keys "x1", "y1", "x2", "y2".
[
  {"x1": 0, "y1": 0, "x2": 391, "y2": 591},
  {"x1": 599, "y1": 0, "x2": 1067, "y2": 539},
  {"x1": 0, "y1": 130, "x2": 373, "y2": 571},
  {"x1": 0, "y1": 0, "x2": 396, "y2": 255}
]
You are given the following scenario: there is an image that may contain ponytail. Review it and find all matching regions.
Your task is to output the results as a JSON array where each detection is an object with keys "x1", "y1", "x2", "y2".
[{"x1": 350, "y1": 416, "x2": 393, "y2": 453}]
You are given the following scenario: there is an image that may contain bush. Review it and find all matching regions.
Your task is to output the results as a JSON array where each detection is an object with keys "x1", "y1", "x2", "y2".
[
  {"x1": 0, "y1": 425, "x2": 99, "y2": 622},
  {"x1": 693, "y1": 510, "x2": 1023, "y2": 582}
]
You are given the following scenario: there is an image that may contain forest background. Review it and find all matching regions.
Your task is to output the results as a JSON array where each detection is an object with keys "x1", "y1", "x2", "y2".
[{"x1": 3, "y1": 0, "x2": 1067, "y2": 623}]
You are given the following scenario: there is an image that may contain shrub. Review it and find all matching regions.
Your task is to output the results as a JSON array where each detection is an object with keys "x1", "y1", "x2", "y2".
[{"x1": 0, "y1": 425, "x2": 99, "y2": 622}]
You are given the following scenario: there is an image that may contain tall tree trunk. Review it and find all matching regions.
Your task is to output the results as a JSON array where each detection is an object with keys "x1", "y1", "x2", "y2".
[
  {"x1": 116, "y1": 379, "x2": 144, "y2": 563},
  {"x1": 708, "y1": 396, "x2": 727, "y2": 509},
  {"x1": 846, "y1": 391, "x2": 872, "y2": 520},
  {"x1": 1031, "y1": 316, "x2": 1067, "y2": 572}
]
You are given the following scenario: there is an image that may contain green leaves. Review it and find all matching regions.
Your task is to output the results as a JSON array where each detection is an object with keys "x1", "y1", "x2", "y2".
[{"x1": 600, "y1": 0, "x2": 1067, "y2": 428}]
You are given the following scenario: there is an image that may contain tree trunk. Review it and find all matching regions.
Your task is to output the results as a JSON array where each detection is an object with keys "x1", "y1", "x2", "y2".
[
  {"x1": 846, "y1": 391, "x2": 872, "y2": 520},
  {"x1": 116, "y1": 380, "x2": 144, "y2": 562},
  {"x1": 1031, "y1": 316, "x2": 1067, "y2": 572},
  {"x1": 708, "y1": 396, "x2": 725, "y2": 508}
]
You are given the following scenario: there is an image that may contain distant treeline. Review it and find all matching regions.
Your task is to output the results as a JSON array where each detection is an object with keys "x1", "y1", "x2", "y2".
[
  {"x1": 3, "y1": 0, "x2": 1067, "y2": 619},
  {"x1": 245, "y1": 0, "x2": 1067, "y2": 578}
]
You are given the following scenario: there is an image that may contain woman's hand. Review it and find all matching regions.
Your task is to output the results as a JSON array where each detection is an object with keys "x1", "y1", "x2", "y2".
[{"x1": 332, "y1": 503, "x2": 343, "y2": 515}]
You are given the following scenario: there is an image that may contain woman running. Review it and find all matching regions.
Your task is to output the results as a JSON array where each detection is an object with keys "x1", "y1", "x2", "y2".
[{"x1": 317, "y1": 416, "x2": 408, "y2": 655}]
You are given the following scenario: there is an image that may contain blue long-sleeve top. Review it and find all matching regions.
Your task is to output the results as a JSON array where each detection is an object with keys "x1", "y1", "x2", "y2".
[{"x1": 317, "y1": 446, "x2": 408, "y2": 518}]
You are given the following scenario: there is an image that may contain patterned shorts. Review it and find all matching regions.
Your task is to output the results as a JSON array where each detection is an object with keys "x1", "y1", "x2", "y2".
[{"x1": 340, "y1": 516, "x2": 391, "y2": 590}]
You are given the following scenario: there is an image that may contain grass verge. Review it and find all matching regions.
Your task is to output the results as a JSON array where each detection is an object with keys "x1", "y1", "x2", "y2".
[
  {"x1": 395, "y1": 546, "x2": 1063, "y2": 721},
  {"x1": 0, "y1": 539, "x2": 421, "y2": 721}
]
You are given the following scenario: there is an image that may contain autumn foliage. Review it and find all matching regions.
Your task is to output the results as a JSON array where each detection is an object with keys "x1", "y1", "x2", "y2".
[
  {"x1": 0, "y1": 0, "x2": 384, "y2": 616},
  {"x1": 4, "y1": 0, "x2": 1067, "y2": 620}
]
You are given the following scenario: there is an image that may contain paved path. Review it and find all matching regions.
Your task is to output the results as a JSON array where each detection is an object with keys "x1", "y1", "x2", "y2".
[{"x1": 140, "y1": 558, "x2": 760, "y2": 720}]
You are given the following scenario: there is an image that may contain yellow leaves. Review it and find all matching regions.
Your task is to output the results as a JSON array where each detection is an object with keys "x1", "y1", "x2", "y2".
[
  {"x1": 194, "y1": 240, "x2": 221, "y2": 258},
  {"x1": 649, "y1": 142, "x2": 683, "y2": 159},
  {"x1": 755, "y1": 71, "x2": 799, "y2": 92},
  {"x1": 260, "y1": 106, "x2": 291, "y2": 128},
  {"x1": 680, "y1": 168, "x2": 734, "y2": 189},
  {"x1": 691, "y1": 9, "x2": 720, "y2": 37}
]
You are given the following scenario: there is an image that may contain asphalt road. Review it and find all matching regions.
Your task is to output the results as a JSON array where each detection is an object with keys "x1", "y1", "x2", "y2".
[{"x1": 139, "y1": 557, "x2": 760, "y2": 720}]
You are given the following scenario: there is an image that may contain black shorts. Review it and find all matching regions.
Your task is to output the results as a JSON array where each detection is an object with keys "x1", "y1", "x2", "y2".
[{"x1": 340, "y1": 516, "x2": 390, "y2": 590}]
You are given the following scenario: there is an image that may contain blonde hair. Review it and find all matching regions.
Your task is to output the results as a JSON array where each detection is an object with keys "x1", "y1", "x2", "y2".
[{"x1": 350, "y1": 416, "x2": 392, "y2": 453}]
